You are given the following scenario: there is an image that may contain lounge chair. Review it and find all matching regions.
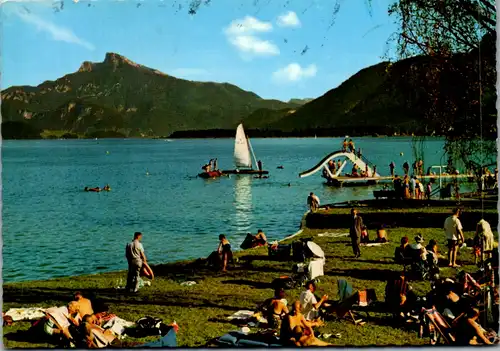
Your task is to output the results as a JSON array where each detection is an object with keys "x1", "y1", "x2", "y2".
[
  {"x1": 420, "y1": 308, "x2": 456, "y2": 345},
  {"x1": 334, "y1": 279, "x2": 379, "y2": 325}
]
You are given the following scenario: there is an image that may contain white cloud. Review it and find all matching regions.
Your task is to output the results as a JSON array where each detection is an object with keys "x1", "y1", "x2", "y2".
[
  {"x1": 224, "y1": 16, "x2": 273, "y2": 36},
  {"x1": 277, "y1": 11, "x2": 301, "y2": 28},
  {"x1": 13, "y1": 7, "x2": 94, "y2": 50},
  {"x1": 228, "y1": 35, "x2": 279, "y2": 56},
  {"x1": 224, "y1": 16, "x2": 279, "y2": 58},
  {"x1": 171, "y1": 68, "x2": 210, "y2": 77},
  {"x1": 272, "y1": 63, "x2": 317, "y2": 83}
]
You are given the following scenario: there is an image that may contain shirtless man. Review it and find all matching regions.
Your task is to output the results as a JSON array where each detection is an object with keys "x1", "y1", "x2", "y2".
[
  {"x1": 253, "y1": 229, "x2": 267, "y2": 245},
  {"x1": 74, "y1": 291, "x2": 94, "y2": 318}
]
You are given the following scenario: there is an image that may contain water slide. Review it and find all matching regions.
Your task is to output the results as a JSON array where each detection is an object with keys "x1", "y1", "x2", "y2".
[{"x1": 299, "y1": 150, "x2": 379, "y2": 178}]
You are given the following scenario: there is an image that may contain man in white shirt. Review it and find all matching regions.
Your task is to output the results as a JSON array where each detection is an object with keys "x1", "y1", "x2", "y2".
[
  {"x1": 444, "y1": 208, "x2": 464, "y2": 268},
  {"x1": 299, "y1": 280, "x2": 328, "y2": 321},
  {"x1": 125, "y1": 232, "x2": 147, "y2": 293}
]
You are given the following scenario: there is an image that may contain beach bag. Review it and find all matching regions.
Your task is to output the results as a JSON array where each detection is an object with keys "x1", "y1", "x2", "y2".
[{"x1": 132, "y1": 316, "x2": 163, "y2": 337}]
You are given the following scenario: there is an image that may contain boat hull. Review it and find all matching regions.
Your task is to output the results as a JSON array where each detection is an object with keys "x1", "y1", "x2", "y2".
[
  {"x1": 222, "y1": 169, "x2": 269, "y2": 175},
  {"x1": 198, "y1": 171, "x2": 223, "y2": 179}
]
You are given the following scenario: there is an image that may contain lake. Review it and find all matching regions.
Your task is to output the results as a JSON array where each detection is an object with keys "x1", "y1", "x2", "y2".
[{"x1": 2, "y1": 137, "x2": 454, "y2": 282}]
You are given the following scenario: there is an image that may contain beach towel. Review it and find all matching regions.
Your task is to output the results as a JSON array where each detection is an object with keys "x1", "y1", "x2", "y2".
[
  {"x1": 5, "y1": 307, "x2": 53, "y2": 321},
  {"x1": 139, "y1": 326, "x2": 177, "y2": 347},
  {"x1": 227, "y1": 310, "x2": 267, "y2": 324},
  {"x1": 361, "y1": 242, "x2": 389, "y2": 247},
  {"x1": 102, "y1": 316, "x2": 135, "y2": 336}
]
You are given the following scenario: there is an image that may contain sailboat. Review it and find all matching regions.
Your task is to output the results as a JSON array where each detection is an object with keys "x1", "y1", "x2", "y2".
[{"x1": 222, "y1": 124, "x2": 269, "y2": 176}]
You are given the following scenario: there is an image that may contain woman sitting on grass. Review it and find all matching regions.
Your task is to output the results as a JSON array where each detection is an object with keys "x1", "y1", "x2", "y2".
[
  {"x1": 454, "y1": 308, "x2": 494, "y2": 345},
  {"x1": 281, "y1": 301, "x2": 330, "y2": 347},
  {"x1": 257, "y1": 288, "x2": 289, "y2": 330},
  {"x1": 80, "y1": 314, "x2": 117, "y2": 348},
  {"x1": 394, "y1": 237, "x2": 410, "y2": 263}
]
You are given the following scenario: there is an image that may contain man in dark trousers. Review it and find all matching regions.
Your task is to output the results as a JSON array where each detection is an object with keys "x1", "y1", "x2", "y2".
[
  {"x1": 125, "y1": 232, "x2": 147, "y2": 293},
  {"x1": 257, "y1": 160, "x2": 263, "y2": 171},
  {"x1": 349, "y1": 208, "x2": 363, "y2": 258}
]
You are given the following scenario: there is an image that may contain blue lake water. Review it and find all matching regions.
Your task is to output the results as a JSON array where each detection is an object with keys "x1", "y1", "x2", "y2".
[{"x1": 2, "y1": 137, "x2": 455, "y2": 282}]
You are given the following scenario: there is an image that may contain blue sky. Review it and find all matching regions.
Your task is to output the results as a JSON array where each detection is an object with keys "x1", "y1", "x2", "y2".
[{"x1": 1, "y1": 0, "x2": 397, "y2": 101}]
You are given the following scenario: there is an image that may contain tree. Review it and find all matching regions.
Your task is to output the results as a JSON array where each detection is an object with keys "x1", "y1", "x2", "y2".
[{"x1": 388, "y1": 0, "x2": 497, "y2": 183}]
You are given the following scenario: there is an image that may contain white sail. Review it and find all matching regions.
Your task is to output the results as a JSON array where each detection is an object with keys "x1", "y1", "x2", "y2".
[{"x1": 234, "y1": 124, "x2": 252, "y2": 168}]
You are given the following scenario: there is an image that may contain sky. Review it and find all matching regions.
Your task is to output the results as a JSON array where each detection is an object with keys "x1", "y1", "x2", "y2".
[{"x1": 1, "y1": 0, "x2": 398, "y2": 101}]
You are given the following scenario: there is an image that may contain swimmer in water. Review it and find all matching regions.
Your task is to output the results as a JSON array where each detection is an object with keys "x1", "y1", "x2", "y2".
[
  {"x1": 103, "y1": 184, "x2": 111, "y2": 191},
  {"x1": 84, "y1": 187, "x2": 89, "y2": 192}
]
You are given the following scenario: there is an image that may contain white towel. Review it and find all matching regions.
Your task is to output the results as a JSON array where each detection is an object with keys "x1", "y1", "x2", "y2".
[
  {"x1": 5, "y1": 307, "x2": 54, "y2": 321},
  {"x1": 317, "y1": 232, "x2": 349, "y2": 238}
]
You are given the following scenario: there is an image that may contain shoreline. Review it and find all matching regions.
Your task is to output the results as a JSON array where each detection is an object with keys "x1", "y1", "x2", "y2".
[{"x1": 3, "y1": 204, "x2": 498, "y2": 347}]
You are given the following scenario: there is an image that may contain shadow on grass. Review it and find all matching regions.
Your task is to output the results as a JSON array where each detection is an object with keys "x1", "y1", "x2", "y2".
[
  {"x1": 221, "y1": 279, "x2": 273, "y2": 289},
  {"x1": 326, "y1": 268, "x2": 395, "y2": 282},
  {"x1": 341, "y1": 258, "x2": 398, "y2": 265},
  {"x1": 3, "y1": 287, "x2": 247, "y2": 312}
]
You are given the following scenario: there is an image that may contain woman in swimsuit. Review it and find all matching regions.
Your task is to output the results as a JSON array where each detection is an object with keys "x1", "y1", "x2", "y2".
[
  {"x1": 280, "y1": 301, "x2": 325, "y2": 346},
  {"x1": 218, "y1": 234, "x2": 232, "y2": 272},
  {"x1": 258, "y1": 288, "x2": 288, "y2": 331}
]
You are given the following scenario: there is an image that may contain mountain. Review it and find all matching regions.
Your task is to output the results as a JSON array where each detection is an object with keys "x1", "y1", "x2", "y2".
[
  {"x1": 288, "y1": 98, "x2": 314, "y2": 105},
  {"x1": 1, "y1": 53, "x2": 295, "y2": 138},
  {"x1": 243, "y1": 36, "x2": 496, "y2": 137}
]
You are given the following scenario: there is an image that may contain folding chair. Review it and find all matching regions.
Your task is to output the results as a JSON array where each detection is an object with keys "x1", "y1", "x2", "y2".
[
  {"x1": 335, "y1": 279, "x2": 378, "y2": 325},
  {"x1": 421, "y1": 308, "x2": 456, "y2": 345}
]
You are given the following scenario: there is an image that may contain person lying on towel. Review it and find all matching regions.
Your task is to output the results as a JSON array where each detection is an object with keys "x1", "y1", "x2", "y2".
[{"x1": 81, "y1": 314, "x2": 117, "y2": 348}]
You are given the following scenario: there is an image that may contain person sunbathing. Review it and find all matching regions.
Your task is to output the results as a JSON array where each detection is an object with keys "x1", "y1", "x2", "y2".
[
  {"x1": 81, "y1": 314, "x2": 116, "y2": 348},
  {"x1": 74, "y1": 291, "x2": 94, "y2": 318},
  {"x1": 454, "y1": 308, "x2": 493, "y2": 345},
  {"x1": 258, "y1": 288, "x2": 289, "y2": 330},
  {"x1": 289, "y1": 326, "x2": 332, "y2": 347},
  {"x1": 253, "y1": 230, "x2": 267, "y2": 246},
  {"x1": 281, "y1": 301, "x2": 326, "y2": 346},
  {"x1": 43, "y1": 301, "x2": 81, "y2": 345}
]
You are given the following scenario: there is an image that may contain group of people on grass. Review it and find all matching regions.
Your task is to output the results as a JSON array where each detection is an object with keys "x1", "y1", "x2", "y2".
[
  {"x1": 30, "y1": 292, "x2": 121, "y2": 348},
  {"x1": 256, "y1": 281, "x2": 331, "y2": 346}
]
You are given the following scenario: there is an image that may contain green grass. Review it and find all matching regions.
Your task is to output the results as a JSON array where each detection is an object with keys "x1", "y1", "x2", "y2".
[{"x1": 3, "y1": 227, "x2": 495, "y2": 348}]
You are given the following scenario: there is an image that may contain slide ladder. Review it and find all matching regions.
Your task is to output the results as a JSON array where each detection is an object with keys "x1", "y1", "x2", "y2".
[{"x1": 299, "y1": 150, "x2": 379, "y2": 178}]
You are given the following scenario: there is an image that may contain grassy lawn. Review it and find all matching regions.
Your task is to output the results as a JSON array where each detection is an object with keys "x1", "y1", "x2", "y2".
[{"x1": 3, "y1": 226, "x2": 494, "y2": 348}]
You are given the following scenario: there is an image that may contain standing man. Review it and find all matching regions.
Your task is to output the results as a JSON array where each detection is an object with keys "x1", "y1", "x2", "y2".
[
  {"x1": 444, "y1": 208, "x2": 464, "y2": 268},
  {"x1": 349, "y1": 208, "x2": 363, "y2": 258},
  {"x1": 403, "y1": 161, "x2": 409, "y2": 175},
  {"x1": 389, "y1": 162, "x2": 395, "y2": 177},
  {"x1": 125, "y1": 232, "x2": 147, "y2": 293},
  {"x1": 257, "y1": 160, "x2": 263, "y2": 172},
  {"x1": 410, "y1": 176, "x2": 417, "y2": 199}
]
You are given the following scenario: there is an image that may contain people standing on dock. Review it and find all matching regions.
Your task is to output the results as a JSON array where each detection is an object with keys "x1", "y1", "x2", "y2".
[
  {"x1": 342, "y1": 139, "x2": 348, "y2": 152},
  {"x1": 410, "y1": 176, "x2": 417, "y2": 199},
  {"x1": 337, "y1": 160, "x2": 342, "y2": 171},
  {"x1": 349, "y1": 208, "x2": 363, "y2": 258},
  {"x1": 403, "y1": 175, "x2": 411, "y2": 199},
  {"x1": 348, "y1": 139, "x2": 355, "y2": 153},
  {"x1": 425, "y1": 182, "x2": 432, "y2": 199},
  {"x1": 418, "y1": 160, "x2": 424, "y2": 176},
  {"x1": 357, "y1": 148, "x2": 362, "y2": 158},
  {"x1": 389, "y1": 162, "x2": 395, "y2": 177},
  {"x1": 328, "y1": 160, "x2": 335, "y2": 173},
  {"x1": 125, "y1": 232, "x2": 147, "y2": 293},
  {"x1": 393, "y1": 175, "x2": 402, "y2": 198},
  {"x1": 307, "y1": 192, "x2": 320, "y2": 212},
  {"x1": 444, "y1": 208, "x2": 465, "y2": 268},
  {"x1": 403, "y1": 161, "x2": 409, "y2": 175}
]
